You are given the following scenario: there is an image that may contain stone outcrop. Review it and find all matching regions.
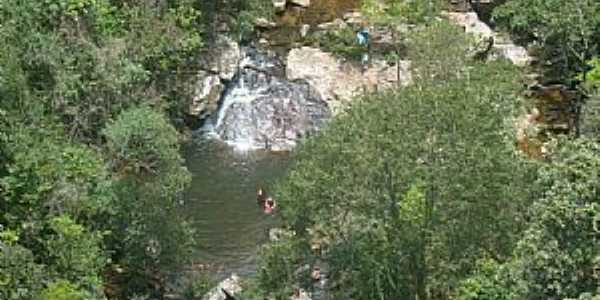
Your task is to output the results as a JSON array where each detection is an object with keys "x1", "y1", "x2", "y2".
[
  {"x1": 446, "y1": 12, "x2": 532, "y2": 66},
  {"x1": 286, "y1": 47, "x2": 411, "y2": 114},
  {"x1": 188, "y1": 35, "x2": 241, "y2": 124},
  {"x1": 200, "y1": 35, "x2": 241, "y2": 81},
  {"x1": 188, "y1": 72, "x2": 224, "y2": 120},
  {"x1": 202, "y1": 274, "x2": 242, "y2": 300},
  {"x1": 213, "y1": 49, "x2": 331, "y2": 151}
]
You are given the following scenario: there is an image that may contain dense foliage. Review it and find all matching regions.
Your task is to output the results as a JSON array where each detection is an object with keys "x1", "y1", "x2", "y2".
[
  {"x1": 458, "y1": 139, "x2": 600, "y2": 300},
  {"x1": 3, "y1": 0, "x2": 600, "y2": 299},
  {"x1": 257, "y1": 20, "x2": 539, "y2": 300},
  {"x1": 494, "y1": 0, "x2": 600, "y2": 82},
  {"x1": 0, "y1": 0, "x2": 203, "y2": 297},
  {"x1": 0, "y1": 0, "x2": 203, "y2": 141}
]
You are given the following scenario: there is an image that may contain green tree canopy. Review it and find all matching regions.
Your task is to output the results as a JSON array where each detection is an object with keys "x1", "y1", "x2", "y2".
[
  {"x1": 459, "y1": 138, "x2": 600, "y2": 300},
  {"x1": 494, "y1": 0, "x2": 600, "y2": 81},
  {"x1": 260, "y1": 20, "x2": 536, "y2": 300}
]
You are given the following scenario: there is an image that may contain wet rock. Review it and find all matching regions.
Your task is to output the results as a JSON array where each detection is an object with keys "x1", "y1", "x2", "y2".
[
  {"x1": 212, "y1": 49, "x2": 330, "y2": 151},
  {"x1": 201, "y1": 35, "x2": 242, "y2": 81},
  {"x1": 289, "y1": 0, "x2": 310, "y2": 8},
  {"x1": 202, "y1": 274, "x2": 242, "y2": 300},
  {"x1": 286, "y1": 47, "x2": 411, "y2": 114},
  {"x1": 188, "y1": 71, "x2": 224, "y2": 120}
]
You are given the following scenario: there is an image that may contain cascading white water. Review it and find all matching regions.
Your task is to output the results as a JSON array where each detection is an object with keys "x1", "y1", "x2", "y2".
[{"x1": 205, "y1": 49, "x2": 331, "y2": 152}]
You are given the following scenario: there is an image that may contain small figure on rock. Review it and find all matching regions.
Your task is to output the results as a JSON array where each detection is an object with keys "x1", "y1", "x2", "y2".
[{"x1": 356, "y1": 26, "x2": 370, "y2": 71}]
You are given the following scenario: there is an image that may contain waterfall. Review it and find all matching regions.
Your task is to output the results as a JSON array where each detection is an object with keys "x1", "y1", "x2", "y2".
[{"x1": 204, "y1": 49, "x2": 331, "y2": 152}]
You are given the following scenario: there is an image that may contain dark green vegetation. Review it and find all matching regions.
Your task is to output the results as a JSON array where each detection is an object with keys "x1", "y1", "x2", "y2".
[
  {"x1": 2, "y1": 0, "x2": 600, "y2": 299},
  {"x1": 494, "y1": 0, "x2": 600, "y2": 83},
  {"x1": 493, "y1": 0, "x2": 600, "y2": 146},
  {"x1": 252, "y1": 3, "x2": 600, "y2": 300},
  {"x1": 0, "y1": 0, "x2": 268, "y2": 299}
]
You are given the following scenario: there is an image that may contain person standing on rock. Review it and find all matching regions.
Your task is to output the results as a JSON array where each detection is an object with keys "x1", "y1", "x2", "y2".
[{"x1": 357, "y1": 26, "x2": 370, "y2": 71}]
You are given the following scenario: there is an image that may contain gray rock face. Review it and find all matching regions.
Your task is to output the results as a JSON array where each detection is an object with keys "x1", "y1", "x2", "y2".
[
  {"x1": 211, "y1": 49, "x2": 330, "y2": 151},
  {"x1": 188, "y1": 72, "x2": 224, "y2": 120},
  {"x1": 188, "y1": 35, "x2": 241, "y2": 125},
  {"x1": 202, "y1": 274, "x2": 242, "y2": 300},
  {"x1": 201, "y1": 35, "x2": 242, "y2": 81},
  {"x1": 286, "y1": 47, "x2": 411, "y2": 114}
]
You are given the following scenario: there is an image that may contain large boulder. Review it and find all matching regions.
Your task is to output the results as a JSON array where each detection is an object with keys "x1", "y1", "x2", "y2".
[
  {"x1": 286, "y1": 47, "x2": 411, "y2": 114},
  {"x1": 202, "y1": 274, "x2": 242, "y2": 300},
  {"x1": 200, "y1": 35, "x2": 242, "y2": 81},
  {"x1": 213, "y1": 49, "x2": 331, "y2": 151},
  {"x1": 188, "y1": 71, "x2": 224, "y2": 120}
]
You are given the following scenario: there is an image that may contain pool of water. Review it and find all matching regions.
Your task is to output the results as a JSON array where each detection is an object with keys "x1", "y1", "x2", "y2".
[{"x1": 181, "y1": 137, "x2": 292, "y2": 278}]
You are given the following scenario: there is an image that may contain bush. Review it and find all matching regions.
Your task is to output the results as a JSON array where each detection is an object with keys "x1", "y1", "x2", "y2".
[
  {"x1": 0, "y1": 241, "x2": 46, "y2": 300},
  {"x1": 103, "y1": 106, "x2": 193, "y2": 297},
  {"x1": 39, "y1": 280, "x2": 87, "y2": 300},
  {"x1": 460, "y1": 139, "x2": 600, "y2": 300},
  {"x1": 45, "y1": 216, "x2": 106, "y2": 294}
]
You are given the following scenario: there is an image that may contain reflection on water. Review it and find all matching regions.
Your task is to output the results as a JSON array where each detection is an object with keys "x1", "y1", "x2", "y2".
[{"x1": 181, "y1": 137, "x2": 291, "y2": 278}]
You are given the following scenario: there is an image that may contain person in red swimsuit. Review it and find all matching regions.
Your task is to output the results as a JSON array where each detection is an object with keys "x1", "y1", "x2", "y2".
[{"x1": 264, "y1": 197, "x2": 276, "y2": 214}]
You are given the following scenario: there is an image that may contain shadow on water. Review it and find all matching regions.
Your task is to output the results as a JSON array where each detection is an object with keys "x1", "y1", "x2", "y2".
[{"x1": 181, "y1": 137, "x2": 292, "y2": 278}]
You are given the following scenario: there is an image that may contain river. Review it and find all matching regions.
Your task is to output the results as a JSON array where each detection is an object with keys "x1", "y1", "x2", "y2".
[{"x1": 181, "y1": 137, "x2": 291, "y2": 279}]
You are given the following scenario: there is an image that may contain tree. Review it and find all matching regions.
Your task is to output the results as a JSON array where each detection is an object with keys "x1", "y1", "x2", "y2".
[
  {"x1": 103, "y1": 106, "x2": 194, "y2": 297},
  {"x1": 0, "y1": 239, "x2": 46, "y2": 300},
  {"x1": 458, "y1": 138, "x2": 600, "y2": 300},
  {"x1": 579, "y1": 58, "x2": 600, "y2": 139},
  {"x1": 493, "y1": 0, "x2": 600, "y2": 81},
  {"x1": 260, "y1": 20, "x2": 536, "y2": 300}
]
